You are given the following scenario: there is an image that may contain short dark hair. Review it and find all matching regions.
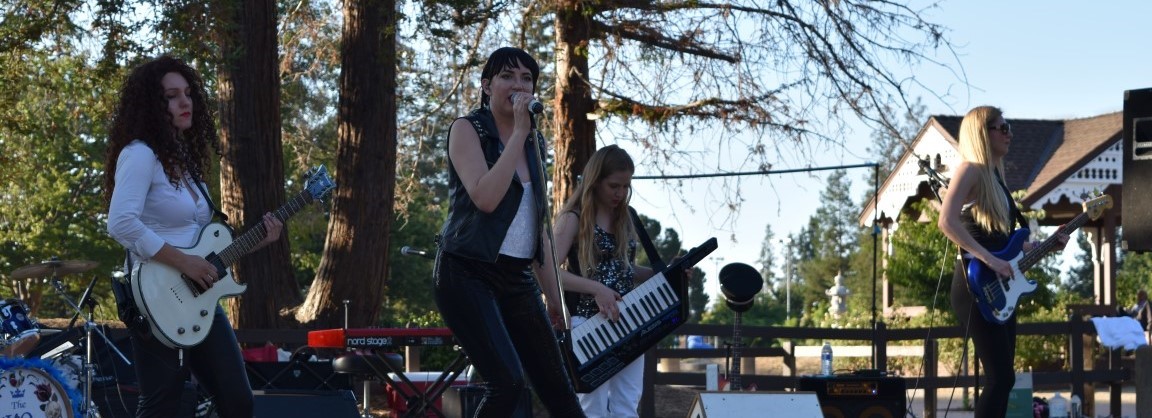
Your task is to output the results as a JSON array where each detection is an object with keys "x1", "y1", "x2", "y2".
[{"x1": 479, "y1": 47, "x2": 539, "y2": 107}]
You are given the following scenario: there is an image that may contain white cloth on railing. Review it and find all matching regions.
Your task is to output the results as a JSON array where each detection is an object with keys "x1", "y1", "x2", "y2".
[{"x1": 1090, "y1": 316, "x2": 1148, "y2": 350}]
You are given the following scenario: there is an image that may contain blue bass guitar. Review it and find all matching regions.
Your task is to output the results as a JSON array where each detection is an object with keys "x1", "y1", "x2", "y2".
[{"x1": 966, "y1": 194, "x2": 1111, "y2": 324}]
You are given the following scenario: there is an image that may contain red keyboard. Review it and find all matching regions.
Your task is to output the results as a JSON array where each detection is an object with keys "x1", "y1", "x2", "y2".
[{"x1": 308, "y1": 328, "x2": 456, "y2": 349}]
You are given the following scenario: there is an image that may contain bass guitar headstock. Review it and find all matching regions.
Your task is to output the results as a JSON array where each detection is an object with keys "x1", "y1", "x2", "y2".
[{"x1": 1080, "y1": 192, "x2": 1113, "y2": 221}]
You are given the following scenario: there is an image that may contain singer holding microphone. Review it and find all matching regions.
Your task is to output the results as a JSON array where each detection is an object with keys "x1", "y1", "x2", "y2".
[{"x1": 433, "y1": 47, "x2": 586, "y2": 417}]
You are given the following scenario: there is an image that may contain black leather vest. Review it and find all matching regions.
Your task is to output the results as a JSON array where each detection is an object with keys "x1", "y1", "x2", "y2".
[{"x1": 437, "y1": 108, "x2": 546, "y2": 263}]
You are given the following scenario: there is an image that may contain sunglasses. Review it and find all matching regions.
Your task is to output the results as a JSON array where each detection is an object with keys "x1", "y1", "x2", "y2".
[{"x1": 989, "y1": 122, "x2": 1012, "y2": 135}]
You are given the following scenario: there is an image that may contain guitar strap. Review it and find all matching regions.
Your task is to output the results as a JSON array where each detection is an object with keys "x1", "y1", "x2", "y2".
[
  {"x1": 629, "y1": 206, "x2": 666, "y2": 271},
  {"x1": 192, "y1": 180, "x2": 230, "y2": 225},
  {"x1": 994, "y1": 170, "x2": 1028, "y2": 230}
]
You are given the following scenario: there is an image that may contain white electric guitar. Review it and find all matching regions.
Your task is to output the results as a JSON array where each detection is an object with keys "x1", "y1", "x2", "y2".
[{"x1": 132, "y1": 166, "x2": 335, "y2": 348}]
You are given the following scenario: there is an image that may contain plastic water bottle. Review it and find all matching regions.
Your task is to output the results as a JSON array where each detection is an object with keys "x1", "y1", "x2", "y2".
[
  {"x1": 820, "y1": 342, "x2": 834, "y2": 376},
  {"x1": 1048, "y1": 392, "x2": 1067, "y2": 418},
  {"x1": 1069, "y1": 393, "x2": 1081, "y2": 418}
]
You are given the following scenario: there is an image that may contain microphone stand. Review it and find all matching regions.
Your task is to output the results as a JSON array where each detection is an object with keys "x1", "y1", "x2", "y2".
[
  {"x1": 68, "y1": 273, "x2": 102, "y2": 329},
  {"x1": 528, "y1": 112, "x2": 573, "y2": 332},
  {"x1": 918, "y1": 156, "x2": 949, "y2": 203}
]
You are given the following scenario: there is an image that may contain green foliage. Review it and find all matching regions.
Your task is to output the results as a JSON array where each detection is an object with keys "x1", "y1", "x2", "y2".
[
  {"x1": 1117, "y1": 249, "x2": 1152, "y2": 308},
  {"x1": 377, "y1": 191, "x2": 446, "y2": 327},
  {"x1": 791, "y1": 170, "x2": 863, "y2": 321},
  {"x1": 884, "y1": 200, "x2": 954, "y2": 309},
  {"x1": 1015, "y1": 301, "x2": 1070, "y2": 372},
  {"x1": 1064, "y1": 231, "x2": 1094, "y2": 298},
  {"x1": 0, "y1": 49, "x2": 125, "y2": 319}
]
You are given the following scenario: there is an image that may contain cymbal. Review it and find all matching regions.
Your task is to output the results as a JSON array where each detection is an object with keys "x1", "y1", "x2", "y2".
[{"x1": 10, "y1": 259, "x2": 98, "y2": 280}]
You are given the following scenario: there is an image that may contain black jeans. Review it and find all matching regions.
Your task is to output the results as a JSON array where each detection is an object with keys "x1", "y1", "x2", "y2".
[
  {"x1": 130, "y1": 305, "x2": 253, "y2": 418},
  {"x1": 952, "y1": 261, "x2": 1017, "y2": 418},
  {"x1": 435, "y1": 252, "x2": 585, "y2": 418}
]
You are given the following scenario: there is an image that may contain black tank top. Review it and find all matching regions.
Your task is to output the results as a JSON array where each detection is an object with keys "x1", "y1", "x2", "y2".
[{"x1": 959, "y1": 171, "x2": 1023, "y2": 253}]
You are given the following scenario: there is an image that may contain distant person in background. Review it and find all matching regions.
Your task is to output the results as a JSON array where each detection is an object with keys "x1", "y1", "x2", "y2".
[{"x1": 1129, "y1": 289, "x2": 1151, "y2": 342}]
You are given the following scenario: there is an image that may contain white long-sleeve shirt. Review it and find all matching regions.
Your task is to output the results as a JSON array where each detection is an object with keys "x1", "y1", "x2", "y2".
[{"x1": 106, "y1": 140, "x2": 212, "y2": 261}]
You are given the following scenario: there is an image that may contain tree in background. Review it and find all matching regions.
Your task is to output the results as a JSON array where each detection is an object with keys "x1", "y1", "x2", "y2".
[
  {"x1": 1064, "y1": 230, "x2": 1095, "y2": 299},
  {"x1": 866, "y1": 97, "x2": 928, "y2": 183},
  {"x1": 208, "y1": 0, "x2": 301, "y2": 329},
  {"x1": 294, "y1": 0, "x2": 399, "y2": 328},
  {"x1": 1116, "y1": 245, "x2": 1152, "y2": 310},
  {"x1": 796, "y1": 169, "x2": 862, "y2": 322},
  {"x1": 0, "y1": 3, "x2": 127, "y2": 317},
  {"x1": 550, "y1": 1, "x2": 960, "y2": 220},
  {"x1": 882, "y1": 199, "x2": 954, "y2": 310}
]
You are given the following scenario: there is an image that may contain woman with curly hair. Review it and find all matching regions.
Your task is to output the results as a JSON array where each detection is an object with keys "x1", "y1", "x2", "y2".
[{"x1": 103, "y1": 55, "x2": 282, "y2": 418}]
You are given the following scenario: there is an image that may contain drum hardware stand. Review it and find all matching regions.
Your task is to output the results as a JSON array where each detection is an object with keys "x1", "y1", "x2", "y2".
[{"x1": 50, "y1": 273, "x2": 132, "y2": 418}]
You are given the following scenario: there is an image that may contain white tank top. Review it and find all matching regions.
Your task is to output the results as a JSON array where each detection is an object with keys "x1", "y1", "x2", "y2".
[{"x1": 499, "y1": 181, "x2": 537, "y2": 258}]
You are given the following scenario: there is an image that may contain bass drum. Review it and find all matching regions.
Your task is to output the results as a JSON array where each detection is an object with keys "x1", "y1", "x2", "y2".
[{"x1": 0, "y1": 357, "x2": 81, "y2": 418}]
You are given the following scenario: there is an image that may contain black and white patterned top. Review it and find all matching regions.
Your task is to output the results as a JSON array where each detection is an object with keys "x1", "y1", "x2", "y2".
[{"x1": 573, "y1": 225, "x2": 637, "y2": 318}]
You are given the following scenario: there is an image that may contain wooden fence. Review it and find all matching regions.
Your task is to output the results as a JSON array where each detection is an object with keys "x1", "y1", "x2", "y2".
[
  {"x1": 640, "y1": 307, "x2": 1135, "y2": 418},
  {"x1": 99, "y1": 305, "x2": 1139, "y2": 418}
]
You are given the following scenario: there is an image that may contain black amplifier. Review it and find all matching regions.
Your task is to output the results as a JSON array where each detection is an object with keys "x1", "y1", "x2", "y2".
[{"x1": 797, "y1": 375, "x2": 906, "y2": 418}]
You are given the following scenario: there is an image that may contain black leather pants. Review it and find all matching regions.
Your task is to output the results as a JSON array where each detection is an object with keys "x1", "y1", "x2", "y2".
[
  {"x1": 952, "y1": 260, "x2": 1017, "y2": 418},
  {"x1": 130, "y1": 305, "x2": 254, "y2": 418},
  {"x1": 435, "y1": 252, "x2": 585, "y2": 418}
]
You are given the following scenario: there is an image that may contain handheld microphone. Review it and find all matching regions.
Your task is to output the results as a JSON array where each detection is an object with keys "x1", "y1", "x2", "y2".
[
  {"x1": 400, "y1": 246, "x2": 426, "y2": 257},
  {"x1": 401, "y1": 246, "x2": 435, "y2": 260},
  {"x1": 511, "y1": 93, "x2": 545, "y2": 115}
]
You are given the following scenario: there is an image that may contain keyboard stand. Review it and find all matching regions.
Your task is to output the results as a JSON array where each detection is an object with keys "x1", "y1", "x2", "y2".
[{"x1": 374, "y1": 347, "x2": 470, "y2": 418}]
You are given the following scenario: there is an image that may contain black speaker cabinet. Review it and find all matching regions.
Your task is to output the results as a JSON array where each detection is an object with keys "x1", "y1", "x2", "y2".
[
  {"x1": 797, "y1": 375, "x2": 906, "y2": 418},
  {"x1": 252, "y1": 389, "x2": 359, "y2": 418},
  {"x1": 1123, "y1": 87, "x2": 1152, "y2": 252},
  {"x1": 441, "y1": 385, "x2": 533, "y2": 418},
  {"x1": 90, "y1": 384, "x2": 199, "y2": 418},
  {"x1": 245, "y1": 359, "x2": 352, "y2": 390}
]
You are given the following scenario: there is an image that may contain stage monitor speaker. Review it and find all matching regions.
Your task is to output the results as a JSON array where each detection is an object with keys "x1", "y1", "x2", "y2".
[
  {"x1": 253, "y1": 389, "x2": 359, "y2": 418},
  {"x1": 1123, "y1": 87, "x2": 1152, "y2": 252},
  {"x1": 686, "y1": 391, "x2": 823, "y2": 418},
  {"x1": 798, "y1": 375, "x2": 906, "y2": 418}
]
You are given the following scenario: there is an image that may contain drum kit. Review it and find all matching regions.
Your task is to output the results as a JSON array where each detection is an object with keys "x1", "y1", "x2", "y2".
[{"x1": 2, "y1": 258, "x2": 132, "y2": 418}]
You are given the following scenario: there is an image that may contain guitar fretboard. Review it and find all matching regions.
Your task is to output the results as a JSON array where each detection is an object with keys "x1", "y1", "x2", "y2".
[
  {"x1": 214, "y1": 188, "x2": 317, "y2": 266},
  {"x1": 1017, "y1": 212, "x2": 1090, "y2": 271}
]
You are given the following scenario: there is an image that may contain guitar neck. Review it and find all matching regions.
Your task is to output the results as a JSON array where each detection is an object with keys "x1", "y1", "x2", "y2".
[
  {"x1": 1018, "y1": 212, "x2": 1088, "y2": 271},
  {"x1": 730, "y1": 313, "x2": 743, "y2": 390},
  {"x1": 216, "y1": 189, "x2": 316, "y2": 265}
]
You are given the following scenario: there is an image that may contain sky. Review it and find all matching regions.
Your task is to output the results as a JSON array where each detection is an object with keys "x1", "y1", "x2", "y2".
[{"x1": 609, "y1": 1, "x2": 1152, "y2": 306}]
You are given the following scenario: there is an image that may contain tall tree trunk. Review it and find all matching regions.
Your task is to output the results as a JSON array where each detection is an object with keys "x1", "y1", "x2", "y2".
[
  {"x1": 295, "y1": 0, "x2": 397, "y2": 328},
  {"x1": 214, "y1": 0, "x2": 300, "y2": 329},
  {"x1": 553, "y1": 2, "x2": 598, "y2": 206}
]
